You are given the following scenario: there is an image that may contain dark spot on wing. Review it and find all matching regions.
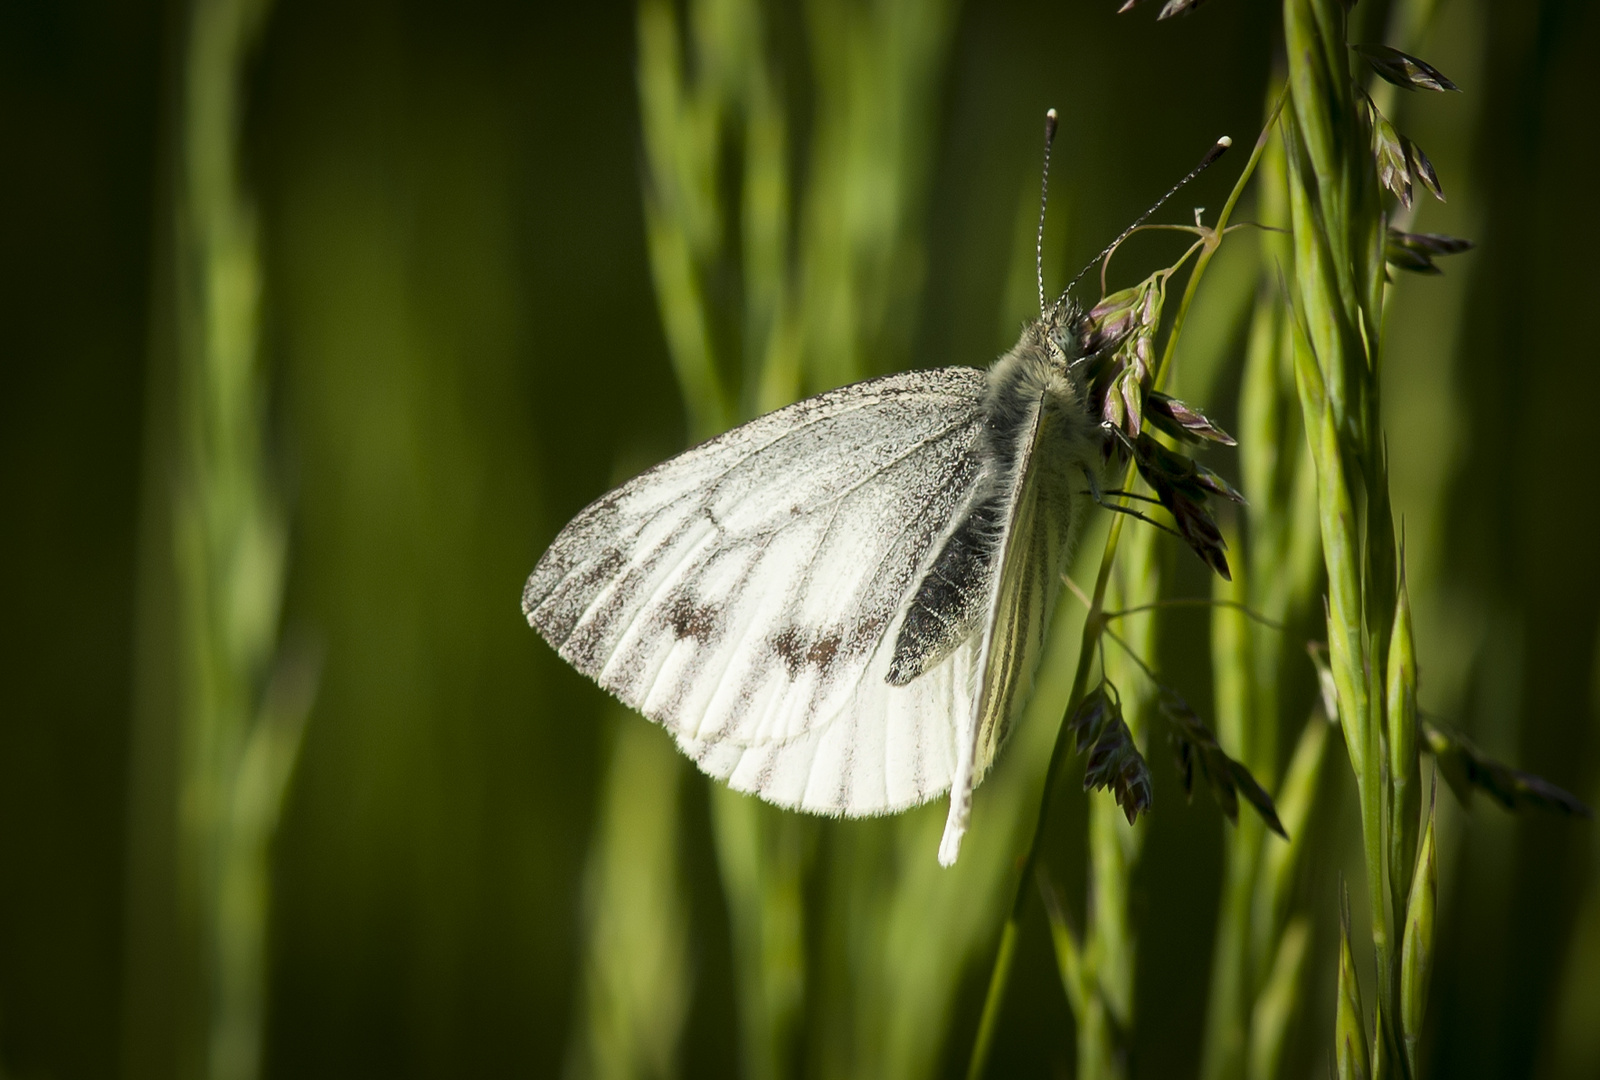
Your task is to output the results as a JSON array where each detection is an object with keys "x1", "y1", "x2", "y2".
[
  {"x1": 667, "y1": 593, "x2": 721, "y2": 644},
  {"x1": 769, "y1": 610, "x2": 894, "y2": 684},
  {"x1": 770, "y1": 629, "x2": 802, "y2": 676},
  {"x1": 772, "y1": 626, "x2": 844, "y2": 678},
  {"x1": 808, "y1": 634, "x2": 840, "y2": 669}
]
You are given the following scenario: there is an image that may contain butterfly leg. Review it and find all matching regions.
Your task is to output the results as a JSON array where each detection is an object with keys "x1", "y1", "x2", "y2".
[
  {"x1": 1098, "y1": 488, "x2": 1163, "y2": 506},
  {"x1": 1080, "y1": 468, "x2": 1182, "y2": 539}
]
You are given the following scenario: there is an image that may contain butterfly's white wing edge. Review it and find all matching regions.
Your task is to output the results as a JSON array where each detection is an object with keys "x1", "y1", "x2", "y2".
[
  {"x1": 525, "y1": 369, "x2": 994, "y2": 823},
  {"x1": 938, "y1": 395, "x2": 1045, "y2": 866}
]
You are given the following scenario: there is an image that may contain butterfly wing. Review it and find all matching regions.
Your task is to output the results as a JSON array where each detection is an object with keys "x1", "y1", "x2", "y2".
[
  {"x1": 937, "y1": 392, "x2": 1086, "y2": 865},
  {"x1": 524, "y1": 368, "x2": 990, "y2": 816}
]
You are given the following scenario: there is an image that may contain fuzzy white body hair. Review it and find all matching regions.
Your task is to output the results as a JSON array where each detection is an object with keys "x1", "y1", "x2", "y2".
[{"x1": 981, "y1": 321, "x2": 1102, "y2": 491}]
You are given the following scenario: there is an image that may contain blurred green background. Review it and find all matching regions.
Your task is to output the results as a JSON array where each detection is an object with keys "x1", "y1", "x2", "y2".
[{"x1": 2, "y1": 0, "x2": 1598, "y2": 1078}]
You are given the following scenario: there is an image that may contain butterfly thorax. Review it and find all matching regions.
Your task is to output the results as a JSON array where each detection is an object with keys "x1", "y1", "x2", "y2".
[
  {"x1": 884, "y1": 311, "x2": 1102, "y2": 692},
  {"x1": 982, "y1": 308, "x2": 1098, "y2": 448}
]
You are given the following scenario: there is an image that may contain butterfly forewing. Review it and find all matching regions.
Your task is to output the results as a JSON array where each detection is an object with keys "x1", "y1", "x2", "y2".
[{"x1": 524, "y1": 368, "x2": 993, "y2": 816}]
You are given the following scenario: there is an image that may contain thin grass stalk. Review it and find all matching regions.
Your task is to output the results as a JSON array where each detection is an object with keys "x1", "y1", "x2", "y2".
[
  {"x1": 1279, "y1": 0, "x2": 1441, "y2": 1073},
  {"x1": 751, "y1": 7, "x2": 964, "y2": 1072},
  {"x1": 1198, "y1": 88, "x2": 1328, "y2": 1080},
  {"x1": 1038, "y1": 531, "x2": 1164, "y2": 1080},
  {"x1": 1366, "y1": 0, "x2": 1437, "y2": 932},
  {"x1": 1079, "y1": 531, "x2": 1160, "y2": 1080},
  {"x1": 1200, "y1": 534, "x2": 1264, "y2": 1080},
  {"x1": 1368, "y1": 2, "x2": 1491, "y2": 1066},
  {"x1": 1244, "y1": 705, "x2": 1330, "y2": 1080},
  {"x1": 129, "y1": 0, "x2": 311, "y2": 1077},
  {"x1": 708, "y1": 790, "x2": 809, "y2": 1080},
  {"x1": 574, "y1": 716, "x2": 692, "y2": 1080},
  {"x1": 182, "y1": 2, "x2": 300, "y2": 1077}
]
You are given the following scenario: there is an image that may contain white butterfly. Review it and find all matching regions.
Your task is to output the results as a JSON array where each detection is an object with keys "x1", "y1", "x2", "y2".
[
  {"x1": 523, "y1": 118, "x2": 1232, "y2": 865},
  {"x1": 523, "y1": 308, "x2": 1104, "y2": 867}
]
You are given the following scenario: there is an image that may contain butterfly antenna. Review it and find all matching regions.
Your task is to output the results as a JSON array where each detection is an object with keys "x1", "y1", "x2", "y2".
[
  {"x1": 1037, "y1": 108, "x2": 1059, "y2": 317},
  {"x1": 1056, "y1": 135, "x2": 1233, "y2": 309}
]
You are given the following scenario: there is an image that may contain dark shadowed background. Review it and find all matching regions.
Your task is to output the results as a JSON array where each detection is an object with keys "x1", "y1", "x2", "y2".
[{"x1": 2, "y1": 0, "x2": 1597, "y2": 1077}]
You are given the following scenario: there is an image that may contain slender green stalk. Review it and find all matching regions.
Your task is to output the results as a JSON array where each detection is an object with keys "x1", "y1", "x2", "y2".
[
  {"x1": 1079, "y1": 529, "x2": 1160, "y2": 1080},
  {"x1": 1200, "y1": 525, "x2": 1262, "y2": 1080},
  {"x1": 576, "y1": 717, "x2": 692, "y2": 1080},
  {"x1": 126, "y1": 2, "x2": 310, "y2": 1078},
  {"x1": 181, "y1": 5, "x2": 315, "y2": 1077},
  {"x1": 633, "y1": 4, "x2": 801, "y2": 1072},
  {"x1": 1367, "y1": 2, "x2": 1493, "y2": 1067},
  {"x1": 1198, "y1": 86, "x2": 1328, "y2": 1080},
  {"x1": 709, "y1": 789, "x2": 808, "y2": 1080},
  {"x1": 1278, "y1": 0, "x2": 1454, "y2": 1074}
]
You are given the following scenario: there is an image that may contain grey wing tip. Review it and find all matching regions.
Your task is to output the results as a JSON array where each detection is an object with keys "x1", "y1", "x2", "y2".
[
  {"x1": 521, "y1": 570, "x2": 545, "y2": 627},
  {"x1": 521, "y1": 576, "x2": 567, "y2": 659}
]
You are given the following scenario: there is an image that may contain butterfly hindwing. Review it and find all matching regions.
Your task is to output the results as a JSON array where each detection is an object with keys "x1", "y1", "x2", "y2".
[
  {"x1": 524, "y1": 368, "x2": 993, "y2": 816},
  {"x1": 937, "y1": 381, "x2": 1088, "y2": 865}
]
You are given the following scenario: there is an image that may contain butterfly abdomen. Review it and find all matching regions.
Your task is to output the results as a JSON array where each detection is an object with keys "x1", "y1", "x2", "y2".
[{"x1": 886, "y1": 494, "x2": 1006, "y2": 686}]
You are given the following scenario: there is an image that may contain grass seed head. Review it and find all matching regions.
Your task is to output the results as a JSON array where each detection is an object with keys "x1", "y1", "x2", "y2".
[
  {"x1": 1069, "y1": 683, "x2": 1154, "y2": 825},
  {"x1": 1405, "y1": 138, "x2": 1446, "y2": 201},
  {"x1": 1354, "y1": 44, "x2": 1461, "y2": 93},
  {"x1": 1132, "y1": 434, "x2": 1234, "y2": 579},
  {"x1": 1400, "y1": 793, "x2": 1438, "y2": 1056},
  {"x1": 1145, "y1": 391, "x2": 1237, "y2": 446},
  {"x1": 1385, "y1": 229, "x2": 1473, "y2": 275},
  {"x1": 1158, "y1": 689, "x2": 1285, "y2": 835},
  {"x1": 1370, "y1": 106, "x2": 1414, "y2": 208}
]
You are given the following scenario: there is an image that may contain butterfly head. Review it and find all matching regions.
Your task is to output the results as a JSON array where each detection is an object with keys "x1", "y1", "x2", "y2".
[
  {"x1": 1029, "y1": 297, "x2": 1100, "y2": 383},
  {"x1": 1027, "y1": 111, "x2": 1227, "y2": 385}
]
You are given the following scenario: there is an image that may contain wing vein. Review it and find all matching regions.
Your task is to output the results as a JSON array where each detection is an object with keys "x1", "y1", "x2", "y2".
[
  {"x1": 530, "y1": 377, "x2": 979, "y2": 615},
  {"x1": 684, "y1": 418, "x2": 981, "y2": 751}
]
